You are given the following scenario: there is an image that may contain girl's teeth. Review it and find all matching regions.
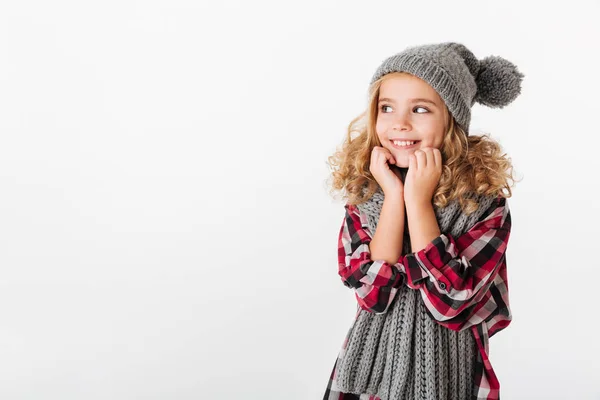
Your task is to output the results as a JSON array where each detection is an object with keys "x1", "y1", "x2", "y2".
[{"x1": 393, "y1": 140, "x2": 416, "y2": 146}]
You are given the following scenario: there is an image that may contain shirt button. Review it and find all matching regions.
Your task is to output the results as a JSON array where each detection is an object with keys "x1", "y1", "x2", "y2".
[{"x1": 439, "y1": 282, "x2": 447, "y2": 290}]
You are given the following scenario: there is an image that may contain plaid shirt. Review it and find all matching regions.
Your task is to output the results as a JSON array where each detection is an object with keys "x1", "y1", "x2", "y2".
[{"x1": 325, "y1": 195, "x2": 512, "y2": 400}]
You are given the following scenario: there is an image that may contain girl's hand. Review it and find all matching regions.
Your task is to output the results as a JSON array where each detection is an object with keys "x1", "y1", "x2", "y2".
[
  {"x1": 370, "y1": 146, "x2": 404, "y2": 198},
  {"x1": 404, "y1": 148, "x2": 442, "y2": 207}
]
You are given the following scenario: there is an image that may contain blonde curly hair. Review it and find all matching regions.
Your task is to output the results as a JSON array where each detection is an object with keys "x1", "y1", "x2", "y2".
[{"x1": 326, "y1": 72, "x2": 519, "y2": 215}]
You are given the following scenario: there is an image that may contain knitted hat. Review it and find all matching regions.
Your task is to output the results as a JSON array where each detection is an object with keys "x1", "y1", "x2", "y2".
[{"x1": 369, "y1": 42, "x2": 525, "y2": 134}]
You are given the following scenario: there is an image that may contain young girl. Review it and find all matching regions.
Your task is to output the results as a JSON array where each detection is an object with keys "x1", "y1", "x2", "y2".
[{"x1": 323, "y1": 42, "x2": 524, "y2": 400}]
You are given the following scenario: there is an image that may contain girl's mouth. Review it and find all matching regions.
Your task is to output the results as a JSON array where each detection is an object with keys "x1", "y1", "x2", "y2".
[{"x1": 390, "y1": 140, "x2": 421, "y2": 150}]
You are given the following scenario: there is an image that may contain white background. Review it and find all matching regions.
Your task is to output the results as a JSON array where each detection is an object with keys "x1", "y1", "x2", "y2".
[{"x1": 1, "y1": 1, "x2": 598, "y2": 399}]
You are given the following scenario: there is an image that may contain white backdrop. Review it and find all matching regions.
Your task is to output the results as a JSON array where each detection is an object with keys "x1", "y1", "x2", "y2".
[{"x1": 1, "y1": 1, "x2": 599, "y2": 399}]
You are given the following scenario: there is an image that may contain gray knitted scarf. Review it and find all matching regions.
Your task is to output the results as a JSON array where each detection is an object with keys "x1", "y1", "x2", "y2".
[{"x1": 335, "y1": 168, "x2": 496, "y2": 400}]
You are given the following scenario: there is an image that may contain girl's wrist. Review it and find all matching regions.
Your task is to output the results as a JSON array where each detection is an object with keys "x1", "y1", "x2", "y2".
[
  {"x1": 384, "y1": 190, "x2": 404, "y2": 205},
  {"x1": 405, "y1": 197, "x2": 433, "y2": 212}
]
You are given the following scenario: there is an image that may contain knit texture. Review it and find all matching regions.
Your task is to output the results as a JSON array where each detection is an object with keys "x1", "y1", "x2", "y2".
[
  {"x1": 369, "y1": 42, "x2": 524, "y2": 134},
  {"x1": 335, "y1": 168, "x2": 497, "y2": 400}
]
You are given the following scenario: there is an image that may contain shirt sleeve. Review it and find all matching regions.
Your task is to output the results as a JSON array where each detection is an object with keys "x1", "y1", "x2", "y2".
[
  {"x1": 337, "y1": 203, "x2": 406, "y2": 314},
  {"x1": 398, "y1": 195, "x2": 511, "y2": 331}
]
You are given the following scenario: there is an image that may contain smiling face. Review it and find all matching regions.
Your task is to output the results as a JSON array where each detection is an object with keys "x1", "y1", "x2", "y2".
[{"x1": 375, "y1": 72, "x2": 449, "y2": 167}]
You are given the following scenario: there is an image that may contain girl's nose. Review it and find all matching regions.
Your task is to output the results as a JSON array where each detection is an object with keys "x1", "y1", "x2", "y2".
[{"x1": 392, "y1": 111, "x2": 412, "y2": 131}]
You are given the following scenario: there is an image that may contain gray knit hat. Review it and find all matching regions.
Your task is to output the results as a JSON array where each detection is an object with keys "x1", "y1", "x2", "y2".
[{"x1": 369, "y1": 42, "x2": 524, "y2": 134}]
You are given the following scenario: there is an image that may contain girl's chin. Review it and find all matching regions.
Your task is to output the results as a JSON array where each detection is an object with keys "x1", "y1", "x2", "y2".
[{"x1": 391, "y1": 159, "x2": 410, "y2": 168}]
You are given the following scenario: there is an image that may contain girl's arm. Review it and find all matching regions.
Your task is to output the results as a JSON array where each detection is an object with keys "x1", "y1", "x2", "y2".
[
  {"x1": 400, "y1": 195, "x2": 512, "y2": 331},
  {"x1": 337, "y1": 195, "x2": 406, "y2": 314},
  {"x1": 370, "y1": 193, "x2": 405, "y2": 264},
  {"x1": 406, "y1": 200, "x2": 441, "y2": 253}
]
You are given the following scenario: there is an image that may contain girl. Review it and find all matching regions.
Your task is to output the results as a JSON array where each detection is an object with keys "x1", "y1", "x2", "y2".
[{"x1": 323, "y1": 42, "x2": 524, "y2": 400}]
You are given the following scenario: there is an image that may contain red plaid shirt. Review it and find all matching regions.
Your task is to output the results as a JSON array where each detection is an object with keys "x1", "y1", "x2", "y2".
[{"x1": 328, "y1": 195, "x2": 512, "y2": 400}]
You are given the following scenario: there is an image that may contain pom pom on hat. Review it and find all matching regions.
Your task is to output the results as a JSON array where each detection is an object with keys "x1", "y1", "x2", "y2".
[{"x1": 474, "y1": 55, "x2": 525, "y2": 108}]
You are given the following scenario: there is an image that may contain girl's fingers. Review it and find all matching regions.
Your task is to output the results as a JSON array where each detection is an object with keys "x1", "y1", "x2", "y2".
[
  {"x1": 408, "y1": 153, "x2": 416, "y2": 170},
  {"x1": 433, "y1": 148, "x2": 442, "y2": 168},
  {"x1": 373, "y1": 147, "x2": 395, "y2": 166},
  {"x1": 387, "y1": 152, "x2": 396, "y2": 165},
  {"x1": 381, "y1": 148, "x2": 395, "y2": 165},
  {"x1": 415, "y1": 149, "x2": 427, "y2": 169},
  {"x1": 425, "y1": 148, "x2": 435, "y2": 168},
  {"x1": 372, "y1": 147, "x2": 383, "y2": 164}
]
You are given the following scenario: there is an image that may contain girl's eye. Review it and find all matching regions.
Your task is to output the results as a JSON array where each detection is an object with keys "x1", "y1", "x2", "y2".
[{"x1": 379, "y1": 105, "x2": 429, "y2": 114}]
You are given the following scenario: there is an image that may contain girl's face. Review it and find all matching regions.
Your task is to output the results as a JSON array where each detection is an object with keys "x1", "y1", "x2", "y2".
[{"x1": 375, "y1": 73, "x2": 449, "y2": 168}]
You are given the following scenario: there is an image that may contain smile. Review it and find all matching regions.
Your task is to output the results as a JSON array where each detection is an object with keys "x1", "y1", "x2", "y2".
[{"x1": 390, "y1": 140, "x2": 420, "y2": 149}]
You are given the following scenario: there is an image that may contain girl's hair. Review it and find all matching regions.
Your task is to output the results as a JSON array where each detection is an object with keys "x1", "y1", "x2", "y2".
[{"x1": 326, "y1": 72, "x2": 518, "y2": 215}]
